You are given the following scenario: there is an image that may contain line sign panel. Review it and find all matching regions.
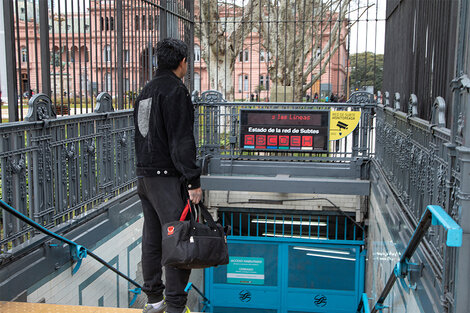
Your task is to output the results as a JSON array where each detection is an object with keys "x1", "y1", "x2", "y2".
[{"x1": 240, "y1": 109, "x2": 330, "y2": 152}]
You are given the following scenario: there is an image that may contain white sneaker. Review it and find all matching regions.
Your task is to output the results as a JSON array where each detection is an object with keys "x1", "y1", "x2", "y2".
[{"x1": 142, "y1": 300, "x2": 166, "y2": 313}]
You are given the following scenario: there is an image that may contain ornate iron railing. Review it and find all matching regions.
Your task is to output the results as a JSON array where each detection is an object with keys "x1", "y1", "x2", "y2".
[
  {"x1": 0, "y1": 93, "x2": 135, "y2": 252},
  {"x1": 356, "y1": 205, "x2": 462, "y2": 313},
  {"x1": 193, "y1": 90, "x2": 376, "y2": 162}
]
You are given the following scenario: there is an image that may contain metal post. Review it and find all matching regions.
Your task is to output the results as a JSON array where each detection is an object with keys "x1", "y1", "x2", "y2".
[
  {"x1": 453, "y1": 0, "x2": 470, "y2": 312},
  {"x1": 116, "y1": 0, "x2": 124, "y2": 109},
  {"x1": 38, "y1": 1, "x2": 51, "y2": 97},
  {"x1": 2, "y1": 0, "x2": 18, "y2": 121},
  {"x1": 160, "y1": 0, "x2": 168, "y2": 39}
]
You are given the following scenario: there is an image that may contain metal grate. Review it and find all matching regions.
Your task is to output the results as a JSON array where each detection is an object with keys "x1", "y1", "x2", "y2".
[
  {"x1": 2, "y1": 0, "x2": 194, "y2": 122},
  {"x1": 219, "y1": 209, "x2": 364, "y2": 242}
]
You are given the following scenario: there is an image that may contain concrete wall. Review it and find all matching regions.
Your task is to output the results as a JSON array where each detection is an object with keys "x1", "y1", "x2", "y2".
[
  {"x1": 208, "y1": 190, "x2": 365, "y2": 222},
  {"x1": 27, "y1": 215, "x2": 144, "y2": 307},
  {"x1": 17, "y1": 202, "x2": 204, "y2": 311}
]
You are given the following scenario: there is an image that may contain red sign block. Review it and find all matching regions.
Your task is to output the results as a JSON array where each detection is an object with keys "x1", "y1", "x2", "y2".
[
  {"x1": 256, "y1": 135, "x2": 267, "y2": 148},
  {"x1": 290, "y1": 136, "x2": 301, "y2": 147},
  {"x1": 245, "y1": 135, "x2": 255, "y2": 145},
  {"x1": 267, "y1": 135, "x2": 278, "y2": 146},
  {"x1": 279, "y1": 136, "x2": 289, "y2": 146},
  {"x1": 302, "y1": 136, "x2": 313, "y2": 147}
]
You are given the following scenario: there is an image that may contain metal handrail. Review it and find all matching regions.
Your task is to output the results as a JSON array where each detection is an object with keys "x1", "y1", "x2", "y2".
[
  {"x1": 0, "y1": 199, "x2": 142, "y2": 306},
  {"x1": 356, "y1": 205, "x2": 462, "y2": 313},
  {"x1": 356, "y1": 293, "x2": 371, "y2": 313}
]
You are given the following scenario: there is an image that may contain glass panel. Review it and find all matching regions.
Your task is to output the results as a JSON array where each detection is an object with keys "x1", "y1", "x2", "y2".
[
  {"x1": 214, "y1": 243, "x2": 278, "y2": 286},
  {"x1": 288, "y1": 246, "x2": 356, "y2": 290}
]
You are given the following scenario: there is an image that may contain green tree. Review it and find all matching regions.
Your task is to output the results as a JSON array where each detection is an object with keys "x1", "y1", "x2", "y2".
[{"x1": 350, "y1": 52, "x2": 383, "y2": 92}]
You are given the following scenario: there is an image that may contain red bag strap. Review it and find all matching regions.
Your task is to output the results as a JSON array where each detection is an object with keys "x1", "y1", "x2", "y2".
[{"x1": 179, "y1": 199, "x2": 192, "y2": 221}]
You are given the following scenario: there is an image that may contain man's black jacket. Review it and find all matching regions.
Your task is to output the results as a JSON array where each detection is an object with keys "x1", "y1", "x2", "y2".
[{"x1": 134, "y1": 69, "x2": 201, "y2": 189}]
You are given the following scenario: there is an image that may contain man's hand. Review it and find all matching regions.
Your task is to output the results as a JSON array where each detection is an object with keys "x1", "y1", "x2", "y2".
[{"x1": 188, "y1": 187, "x2": 202, "y2": 204}]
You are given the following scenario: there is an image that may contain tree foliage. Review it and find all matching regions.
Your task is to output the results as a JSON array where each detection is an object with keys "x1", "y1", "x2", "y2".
[
  {"x1": 195, "y1": 0, "x2": 373, "y2": 101},
  {"x1": 349, "y1": 52, "x2": 383, "y2": 92}
]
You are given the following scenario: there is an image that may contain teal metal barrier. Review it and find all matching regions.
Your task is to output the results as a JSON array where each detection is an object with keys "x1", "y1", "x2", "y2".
[
  {"x1": 356, "y1": 293, "x2": 371, "y2": 313},
  {"x1": 360, "y1": 205, "x2": 462, "y2": 313},
  {"x1": 0, "y1": 199, "x2": 142, "y2": 306},
  {"x1": 185, "y1": 282, "x2": 210, "y2": 312}
]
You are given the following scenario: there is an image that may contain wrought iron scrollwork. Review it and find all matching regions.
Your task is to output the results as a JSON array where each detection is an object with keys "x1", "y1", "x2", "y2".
[
  {"x1": 25, "y1": 93, "x2": 56, "y2": 122},
  {"x1": 432, "y1": 97, "x2": 446, "y2": 127},
  {"x1": 408, "y1": 94, "x2": 418, "y2": 117},
  {"x1": 347, "y1": 91, "x2": 375, "y2": 104},
  {"x1": 94, "y1": 92, "x2": 114, "y2": 113},
  {"x1": 394, "y1": 92, "x2": 401, "y2": 110},
  {"x1": 197, "y1": 90, "x2": 226, "y2": 104},
  {"x1": 10, "y1": 156, "x2": 25, "y2": 174}
]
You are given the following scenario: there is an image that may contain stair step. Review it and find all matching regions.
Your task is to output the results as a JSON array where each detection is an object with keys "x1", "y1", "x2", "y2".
[
  {"x1": 0, "y1": 301, "x2": 142, "y2": 312},
  {"x1": 0, "y1": 302, "x2": 201, "y2": 313}
]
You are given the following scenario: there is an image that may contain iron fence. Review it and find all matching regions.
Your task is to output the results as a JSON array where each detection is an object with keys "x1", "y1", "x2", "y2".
[
  {"x1": 193, "y1": 90, "x2": 376, "y2": 162},
  {"x1": 0, "y1": 93, "x2": 135, "y2": 252},
  {"x1": 218, "y1": 208, "x2": 365, "y2": 242},
  {"x1": 194, "y1": 0, "x2": 385, "y2": 102},
  {"x1": 382, "y1": 0, "x2": 459, "y2": 123},
  {"x1": 2, "y1": 0, "x2": 194, "y2": 122},
  {"x1": 375, "y1": 91, "x2": 460, "y2": 309}
]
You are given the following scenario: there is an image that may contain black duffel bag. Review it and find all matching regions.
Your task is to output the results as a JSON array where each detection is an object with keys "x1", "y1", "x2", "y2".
[{"x1": 162, "y1": 201, "x2": 230, "y2": 269}]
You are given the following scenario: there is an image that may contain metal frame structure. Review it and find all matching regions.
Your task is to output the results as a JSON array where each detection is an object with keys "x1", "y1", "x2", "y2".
[
  {"x1": 194, "y1": 90, "x2": 374, "y2": 195},
  {"x1": 0, "y1": 93, "x2": 135, "y2": 252},
  {"x1": 205, "y1": 208, "x2": 366, "y2": 313},
  {"x1": 0, "y1": 0, "x2": 194, "y2": 121}
]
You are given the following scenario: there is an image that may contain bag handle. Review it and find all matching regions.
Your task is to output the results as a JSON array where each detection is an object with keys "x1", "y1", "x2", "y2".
[
  {"x1": 196, "y1": 203, "x2": 219, "y2": 230},
  {"x1": 179, "y1": 199, "x2": 191, "y2": 221},
  {"x1": 180, "y1": 201, "x2": 219, "y2": 230}
]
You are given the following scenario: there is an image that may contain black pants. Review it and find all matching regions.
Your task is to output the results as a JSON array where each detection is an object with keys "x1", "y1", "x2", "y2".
[{"x1": 138, "y1": 176, "x2": 191, "y2": 313}]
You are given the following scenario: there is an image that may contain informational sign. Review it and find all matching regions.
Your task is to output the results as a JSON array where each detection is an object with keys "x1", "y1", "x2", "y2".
[
  {"x1": 329, "y1": 111, "x2": 361, "y2": 140},
  {"x1": 227, "y1": 257, "x2": 265, "y2": 285},
  {"x1": 240, "y1": 109, "x2": 329, "y2": 152}
]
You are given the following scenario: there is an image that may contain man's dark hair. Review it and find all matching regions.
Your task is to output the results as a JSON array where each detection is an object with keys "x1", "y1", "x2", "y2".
[{"x1": 156, "y1": 38, "x2": 188, "y2": 70}]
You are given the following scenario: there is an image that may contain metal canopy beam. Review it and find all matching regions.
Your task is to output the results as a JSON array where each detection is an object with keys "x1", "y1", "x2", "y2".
[
  {"x1": 201, "y1": 175, "x2": 370, "y2": 195},
  {"x1": 208, "y1": 159, "x2": 362, "y2": 178}
]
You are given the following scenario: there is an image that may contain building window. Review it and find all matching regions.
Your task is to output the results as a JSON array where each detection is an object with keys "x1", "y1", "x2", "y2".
[
  {"x1": 265, "y1": 75, "x2": 270, "y2": 90},
  {"x1": 260, "y1": 49, "x2": 265, "y2": 62},
  {"x1": 110, "y1": 17, "x2": 114, "y2": 31},
  {"x1": 103, "y1": 45, "x2": 111, "y2": 62},
  {"x1": 239, "y1": 50, "x2": 249, "y2": 62},
  {"x1": 260, "y1": 75, "x2": 265, "y2": 88},
  {"x1": 315, "y1": 47, "x2": 321, "y2": 58},
  {"x1": 194, "y1": 45, "x2": 200, "y2": 62},
  {"x1": 194, "y1": 73, "x2": 201, "y2": 92},
  {"x1": 124, "y1": 50, "x2": 129, "y2": 63},
  {"x1": 135, "y1": 15, "x2": 140, "y2": 31},
  {"x1": 142, "y1": 15, "x2": 146, "y2": 31},
  {"x1": 80, "y1": 46, "x2": 89, "y2": 62},
  {"x1": 243, "y1": 75, "x2": 249, "y2": 91},
  {"x1": 21, "y1": 47, "x2": 27, "y2": 63},
  {"x1": 148, "y1": 16, "x2": 153, "y2": 30}
]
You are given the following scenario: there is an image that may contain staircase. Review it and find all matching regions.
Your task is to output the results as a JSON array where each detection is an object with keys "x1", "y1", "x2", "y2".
[{"x1": 0, "y1": 301, "x2": 141, "y2": 312}]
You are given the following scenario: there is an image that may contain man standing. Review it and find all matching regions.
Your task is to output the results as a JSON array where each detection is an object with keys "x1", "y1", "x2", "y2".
[{"x1": 134, "y1": 38, "x2": 202, "y2": 313}]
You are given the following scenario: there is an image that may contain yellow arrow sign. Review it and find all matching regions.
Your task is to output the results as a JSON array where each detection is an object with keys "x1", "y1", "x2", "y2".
[{"x1": 329, "y1": 110, "x2": 361, "y2": 140}]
